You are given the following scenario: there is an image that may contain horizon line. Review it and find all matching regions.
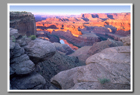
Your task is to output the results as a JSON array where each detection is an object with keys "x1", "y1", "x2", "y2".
[{"x1": 10, "y1": 11, "x2": 130, "y2": 16}]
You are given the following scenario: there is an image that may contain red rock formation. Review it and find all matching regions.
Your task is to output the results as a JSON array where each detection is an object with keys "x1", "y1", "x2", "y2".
[
  {"x1": 36, "y1": 12, "x2": 131, "y2": 38},
  {"x1": 96, "y1": 13, "x2": 108, "y2": 18},
  {"x1": 105, "y1": 19, "x2": 130, "y2": 31},
  {"x1": 81, "y1": 13, "x2": 93, "y2": 18}
]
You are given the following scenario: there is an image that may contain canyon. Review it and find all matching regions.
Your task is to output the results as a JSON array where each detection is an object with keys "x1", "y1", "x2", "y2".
[
  {"x1": 9, "y1": 11, "x2": 131, "y2": 90},
  {"x1": 35, "y1": 12, "x2": 130, "y2": 49}
]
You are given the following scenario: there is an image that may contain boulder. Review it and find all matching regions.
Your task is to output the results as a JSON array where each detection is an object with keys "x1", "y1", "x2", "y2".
[
  {"x1": 120, "y1": 36, "x2": 130, "y2": 46},
  {"x1": 10, "y1": 43, "x2": 25, "y2": 58},
  {"x1": 10, "y1": 54, "x2": 35, "y2": 75},
  {"x1": 87, "y1": 38, "x2": 123, "y2": 56},
  {"x1": 51, "y1": 46, "x2": 130, "y2": 89},
  {"x1": 24, "y1": 38, "x2": 56, "y2": 63},
  {"x1": 69, "y1": 46, "x2": 92, "y2": 62},
  {"x1": 10, "y1": 72, "x2": 46, "y2": 89},
  {"x1": 86, "y1": 46, "x2": 130, "y2": 65},
  {"x1": 10, "y1": 28, "x2": 20, "y2": 39}
]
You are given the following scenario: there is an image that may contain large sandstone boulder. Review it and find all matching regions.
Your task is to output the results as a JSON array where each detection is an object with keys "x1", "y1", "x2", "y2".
[
  {"x1": 87, "y1": 38, "x2": 123, "y2": 55},
  {"x1": 120, "y1": 36, "x2": 130, "y2": 46},
  {"x1": 86, "y1": 46, "x2": 130, "y2": 65},
  {"x1": 24, "y1": 38, "x2": 56, "y2": 63},
  {"x1": 10, "y1": 72, "x2": 46, "y2": 89},
  {"x1": 51, "y1": 46, "x2": 130, "y2": 89},
  {"x1": 69, "y1": 46, "x2": 92, "y2": 62}
]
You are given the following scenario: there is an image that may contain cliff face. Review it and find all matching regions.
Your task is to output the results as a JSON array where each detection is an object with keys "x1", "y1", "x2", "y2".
[{"x1": 10, "y1": 12, "x2": 36, "y2": 36}]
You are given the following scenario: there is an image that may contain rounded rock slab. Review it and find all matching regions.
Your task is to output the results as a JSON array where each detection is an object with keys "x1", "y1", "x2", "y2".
[{"x1": 24, "y1": 38, "x2": 56, "y2": 63}]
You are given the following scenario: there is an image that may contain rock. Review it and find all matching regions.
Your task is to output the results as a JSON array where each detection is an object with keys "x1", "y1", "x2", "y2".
[
  {"x1": 24, "y1": 38, "x2": 56, "y2": 64},
  {"x1": 10, "y1": 72, "x2": 46, "y2": 89},
  {"x1": 87, "y1": 38, "x2": 123, "y2": 56},
  {"x1": 10, "y1": 28, "x2": 46, "y2": 90},
  {"x1": 120, "y1": 36, "x2": 130, "y2": 46},
  {"x1": 53, "y1": 42, "x2": 74, "y2": 55},
  {"x1": 51, "y1": 46, "x2": 130, "y2": 89},
  {"x1": 86, "y1": 46, "x2": 130, "y2": 65},
  {"x1": 10, "y1": 28, "x2": 20, "y2": 39},
  {"x1": 69, "y1": 82, "x2": 130, "y2": 89},
  {"x1": 10, "y1": 54, "x2": 35, "y2": 75},
  {"x1": 11, "y1": 43, "x2": 25, "y2": 58},
  {"x1": 69, "y1": 46, "x2": 92, "y2": 62},
  {"x1": 10, "y1": 40, "x2": 15, "y2": 50},
  {"x1": 10, "y1": 12, "x2": 36, "y2": 36},
  {"x1": 16, "y1": 37, "x2": 31, "y2": 47}
]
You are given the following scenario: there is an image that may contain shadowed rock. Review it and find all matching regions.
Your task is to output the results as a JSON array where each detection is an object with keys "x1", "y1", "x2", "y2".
[
  {"x1": 10, "y1": 54, "x2": 35, "y2": 75},
  {"x1": 10, "y1": 72, "x2": 46, "y2": 89}
]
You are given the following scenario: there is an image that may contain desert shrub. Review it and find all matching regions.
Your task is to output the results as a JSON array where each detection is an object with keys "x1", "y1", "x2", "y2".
[
  {"x1": 98, "y1": 78, "x2": 110, "y2": 84},
  {"x1": 30, "y1": 35, "x2": 36, "y2": 40}
]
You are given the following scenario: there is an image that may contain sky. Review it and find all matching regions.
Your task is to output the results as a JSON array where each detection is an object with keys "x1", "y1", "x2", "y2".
[{"x1": 9, "y1": 4, "x2": 131, "y2": 15}]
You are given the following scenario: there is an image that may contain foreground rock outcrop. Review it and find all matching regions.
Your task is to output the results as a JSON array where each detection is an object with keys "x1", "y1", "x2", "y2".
[
  {"x1": 10, "y1": 28, "x2": 84, "y2": 89},
  {"x1": 10, "y1": 28, "x2": 57, "y2": 89},
  {"x1": 10, "y1": 12, "x2": 36, "y2": 36},
  {"x1": 51, "y1": 46, "x2": 130, "y2": 89}
]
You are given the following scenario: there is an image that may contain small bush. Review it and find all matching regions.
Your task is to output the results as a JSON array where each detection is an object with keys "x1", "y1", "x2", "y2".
[
  {"x1": 98, "y1": 78, "x2": 110, "y2": 84},
  {"x1": 30, "y1": 35, "x2": 36, "y2": 40}
]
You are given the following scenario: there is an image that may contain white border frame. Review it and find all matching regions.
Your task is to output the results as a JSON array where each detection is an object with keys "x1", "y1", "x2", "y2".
[{"x1": 7, "y1": 3, "x2": 133, "y2": 92}]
